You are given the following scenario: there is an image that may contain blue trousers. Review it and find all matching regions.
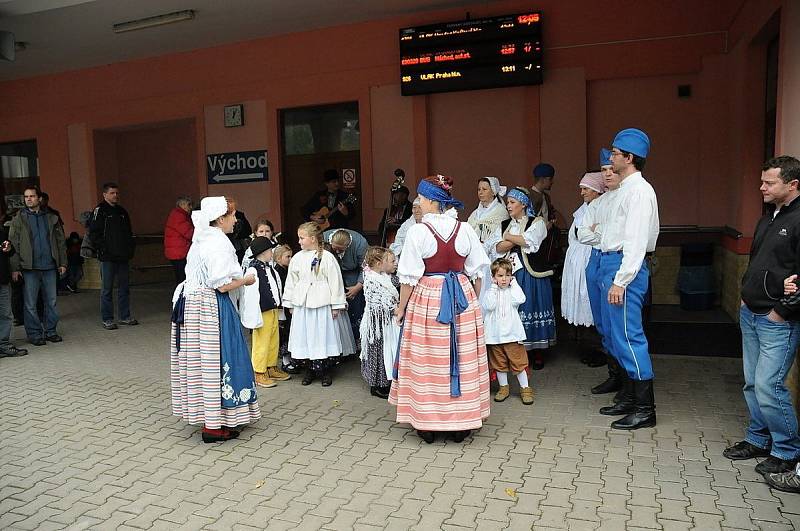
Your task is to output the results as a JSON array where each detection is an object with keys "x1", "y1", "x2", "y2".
[
  {"x1": 740, "y1": 304, "x2": 800, "y2": 460},
  {"x1": 585, "y1": 248, "x2": 611, "y2": 354},
  {"x1": 598, "y1": 253, "x2": 653, "y2": 380},
  {"x1": 0, "y1": 284, "x2": 13, "y2": 350},
  {"x1": 22, "y1": 269, "x2": 59, "y2": 340},
  {"x1": 100, "y1": 260, "x2": 131, "y2": 322}
]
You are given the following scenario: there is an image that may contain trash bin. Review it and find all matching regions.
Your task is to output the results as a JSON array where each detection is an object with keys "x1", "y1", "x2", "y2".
[{"x1": 677, "y1": 244, "x2": 715, "y2": 310}]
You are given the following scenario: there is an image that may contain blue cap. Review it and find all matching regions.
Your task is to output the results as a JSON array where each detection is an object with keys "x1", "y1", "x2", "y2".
[
  {"x1": 599, "y1": 148, "x2": 612, "y2": 167},
  {"x1": 533, "y1": 163, "x2": 555, "y2": 178},
  {"x1": 611, "y1": 128, "x2": 650, "y2": 158}
]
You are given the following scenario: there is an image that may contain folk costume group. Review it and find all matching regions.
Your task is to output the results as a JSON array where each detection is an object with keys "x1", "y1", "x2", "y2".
[{"x1": 169, "y1": 127, "x2": 663, "y2": 445}]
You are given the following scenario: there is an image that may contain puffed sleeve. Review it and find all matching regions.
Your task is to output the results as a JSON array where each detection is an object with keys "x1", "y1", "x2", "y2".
[
  {"x1": 462, "y1": 222, "x2": 490, "y2": 281},
  {"x1": 577, "y1": 201, "x2": 601, "y2": 246},
  {"x1": 480, "y1": 282, "x2": 499, "y2": 312},
  {"x1": 281, "y1": 254, "x2": 301, "y2": 309},
  {"x1": 206, "y1": 248, "x2": 242, "y2": 289},
  {"x1": 484, "y1": 225, "x2": 503, "y2": 260},
  {"x1": 521, "y1": 218, "x2": 547, "y2": 254},
  {"x1": 509, "y1": 278, "x2": 527, "y2": 306},
  {"x1": 397, "y1": 224, "x2": 427, "y2": 286},
  {"x1": 324, "y1": 252, "x2": 347, "y2": 309}
]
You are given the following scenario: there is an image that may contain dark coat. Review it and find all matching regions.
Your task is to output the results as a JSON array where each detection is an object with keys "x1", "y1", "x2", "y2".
[{"x1": 89, "y1": 201, "x2": 135, "y2": 262}]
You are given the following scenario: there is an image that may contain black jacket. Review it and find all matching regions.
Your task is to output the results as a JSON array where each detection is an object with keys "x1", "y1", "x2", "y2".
[
  {"x1": 251, "y1": 259, "x2": 282, "y2": 312},
  {"x1": 500, "y1": 217, "x2": 552, "y2": 275},
  {"x1": 0, "y1": 225, "x2": 13, "y2": 285},
  {"x1": 741, "y1": 197, "x2": 800, "y2": 320},
  {"x1": 302, "y1": 189, "x2": 355, "y2": 230},
  {"x1": 89, "y1": 202, "x2": 135, "y2": 262}
]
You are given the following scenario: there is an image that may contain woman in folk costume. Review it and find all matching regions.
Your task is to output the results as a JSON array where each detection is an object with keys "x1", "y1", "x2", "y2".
[
  {"x1": 467, "y1": 177, "x2": 510, "y2": 293},
  {"x1": 486, "y1": 187, "x2": 555, "y2": 356},
  {"x1": 391, "y1": 175, "x2": 491, "y2": 444},
  {"x1": 561, "y1": 172, "x2": 605, "y2": 327},
  {"x1": 283, "y1": 222, "x2": 347, "y2": 387},
  {"x1": 360, "y1": 247, "x2": 400, "y2": 399},
  {"x1": 170, "y1": 196, "x2": 261, "y2": 444}
]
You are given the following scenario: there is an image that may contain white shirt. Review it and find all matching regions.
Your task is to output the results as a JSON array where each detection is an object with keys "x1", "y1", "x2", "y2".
[
  {"x1": 485, "y1": 216, "x2": 547, "y2": 259},
  {"x1": 576, "y1": 190, "x2": 618, "y2": 248},
  {"x1": 599, "y1": 172, "x2": 659, "y2": 288},
  {"x1": 480, "y1": 280, "x2": 527, "y2": 344},
  {"x1": 282, "y1": 249, "x2": 346, "y2": 310},
  {"x1": 389, "y1": 216, "x2": 415, "y2": 256},
  {"x1": 397, "y1": 209, "x2": 490, "y2": 286},
  {"x1": 183, "y1": 227, "x2": 242, "y2": 293}
]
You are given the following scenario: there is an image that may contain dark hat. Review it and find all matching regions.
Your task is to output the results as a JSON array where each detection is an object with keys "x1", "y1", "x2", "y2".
[
  {"x1": 393, "y1": 185, "x2": 410, "y2": 196},
  {"x1": 250, "y1": 236, "x2": 276, "y2": 258},
  {"x1": 533, "y1": 163, "x2": 555, "y2": 178},
  {"x1": 323, "y1": 169, "x2": 340, "y2": 182}
]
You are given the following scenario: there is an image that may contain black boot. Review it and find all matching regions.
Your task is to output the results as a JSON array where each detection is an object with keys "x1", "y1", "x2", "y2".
[
  {"x1": 611, "y1": 379, "x2": 656, "y2": 430},
  {"x1": 599, "y1": 373, "x2": 634, "y2": 415},
  {"x1": 591, "y1": 355, "x2": 622, "y2": 394}
]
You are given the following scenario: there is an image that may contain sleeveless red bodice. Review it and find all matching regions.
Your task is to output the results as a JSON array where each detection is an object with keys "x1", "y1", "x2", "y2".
[{"x1": 422, "y1": 222, "x2": 466, "y2": 273}]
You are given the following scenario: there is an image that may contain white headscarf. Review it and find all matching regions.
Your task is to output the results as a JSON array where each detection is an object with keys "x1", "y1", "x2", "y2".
[
  {"x1": 191, "y1": 196, "x2": 228, "y2": 242},
  {"x1": 483, "y1": 176, "x2": 507, "y2": 197}
]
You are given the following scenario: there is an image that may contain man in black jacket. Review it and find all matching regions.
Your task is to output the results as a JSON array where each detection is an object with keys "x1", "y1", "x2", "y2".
[
  {"x1": 723, "y1": 156, "x2": 800, "y2": 481},
  {"x1": 0, "y1": 218, "x2": 27, "y2": 358},
  {"x1": 89, "y1": 182, "x2": 137, "y2": 330},
  {"x1": 302, "y1": 169, "x2": 355, "y2": 230}
]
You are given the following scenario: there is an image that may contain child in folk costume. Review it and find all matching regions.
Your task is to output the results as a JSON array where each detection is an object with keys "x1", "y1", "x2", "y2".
[
  {"x1": 241, "y1": 218, "x2": 280, "y2": 270},
  {"x1": 283, "y1": 222, "x2": 347, "y2": 387},
  {"x1": 481, "y1": 258, "x2": 534, "y2": 405},
  {"x1": 272, "y1": 244, "x2": 299, "y2": 374},
  {"x1": 486, "y1": 187, "x2": 554, "y2": 358},
  {"x1": 242, "y1": 237, "x2": 291, "y2": 388},
  {"x1": 467, "y1": 177, "x2": 510, "y2": 294},
  {"x1": 562, "y1": 172, "x2": 606, "y2": 366},
  {"x1": 360, "y1": 247, "x2": 401, "y2": 399}
]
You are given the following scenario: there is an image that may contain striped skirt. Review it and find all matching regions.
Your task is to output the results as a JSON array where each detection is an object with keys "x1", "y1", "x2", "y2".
[
  {"x1": 170, "y1": 288, "x2": 262, "y2": 429},
  {"x1": 389, "y1": 274, "x2": 490, "y2": 431}
]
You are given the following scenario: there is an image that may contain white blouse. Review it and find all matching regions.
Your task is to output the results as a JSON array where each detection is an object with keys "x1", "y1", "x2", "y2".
[
  {"x1": 485, "y1": 216, "x2": 547, "y2": 259},
  {"x1": 467, "y1": 199, "x2": 510, "y2": 246},
  {"x1": 184, "y1": 227, "x2": 242, "y2": 293},
  {"x1": 282, "y1": 249, "x2": 346, "y2": 310},
  {"x1": 397, "y1": 209, "x2": 490, "y2": 286},
  {"x1": 389, "y1": 216, "x2": 415, "y2": 256},
  {"x1": 480, "y1": 279, "x2": 527, "y2": 344}
]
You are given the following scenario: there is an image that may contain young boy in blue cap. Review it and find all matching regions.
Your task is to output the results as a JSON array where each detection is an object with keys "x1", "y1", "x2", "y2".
[{"x1": 596, "y1": 128, "x2": 660, "y2": 430}]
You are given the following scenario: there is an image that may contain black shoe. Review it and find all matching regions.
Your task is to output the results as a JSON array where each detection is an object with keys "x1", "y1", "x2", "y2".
[
  {"x1": 611, "y1": 379, "x2": 656, "y2": 430},
  {"x1": 600, "y1": 375, "x2": 634, "y2": 415},
  {"x1": 102, "y1": 321, "x2": 118, "y2": 330},
  {"x1": 283, "y1": 363, "x2": 302, "y2": 375},
  {"x1": 0, "y1": 346, "x2": 28, "y2": 357},
  {"x1": 45, "y1": 334, "x2": 63, "y2": 343},
  {"x1": 301, "y1": 370, "x2": 315, "y2": 386},
  {"x1": 530, "y1": 351, "x2": 544, "y2": 370},
  {"x1": 586, "y1": 349, "x2": 607, "y2": 368},
  {"x1": 29, "y1": 338, "x2": 47, "y2": 346},
  {"x1": 764, "y1": 469, "x2": 800, "y2": 493},
  {"x1": 119, "y1": 318, "x2": 139, "y2": 326},
  {"x1": 13, "y1": 319, "x2": 23, "y2": 327},
  {"x1": 370, "y1": 386, "x2": 389, "y2": 399},
  {"x1": 417, "y1": 430, "x2": 435, "y2": 444},
  {"x1": 723, "y1": 441, "x2": 771, "y2": 461},
  {"x1": 321, "y1": 373, "x2": 332, "y2": 387},
  {"x1": 592, "y1": 355, "x2": 622, "y2": 394},
  {"x1": 755, "y1": 456, "x2": 799, "y2": 476},
  {"x1": 201, "y1": 428, "x2": 240, "y2": 443},
  {"x1": 452, "y1": 430, "x2": 471, "y2": 443}
]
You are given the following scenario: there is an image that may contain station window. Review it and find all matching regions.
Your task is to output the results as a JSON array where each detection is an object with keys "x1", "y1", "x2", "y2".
[
  {"x1": 0, "y1": 139, "x2": 39, "y2": 215},
  {"x1": 282, "y1": 102, "x2": 360, "y2": 155}
]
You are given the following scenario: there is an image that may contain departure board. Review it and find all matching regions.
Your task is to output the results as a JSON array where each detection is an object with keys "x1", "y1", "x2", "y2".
[{"x1": 399, "y1": 12, "x2": 543, "y2": 96}]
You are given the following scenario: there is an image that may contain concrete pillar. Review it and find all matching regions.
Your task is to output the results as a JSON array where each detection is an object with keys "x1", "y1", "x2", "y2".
[{"x1": 777, "y1": 0, "x2": 800, "y2": 415}]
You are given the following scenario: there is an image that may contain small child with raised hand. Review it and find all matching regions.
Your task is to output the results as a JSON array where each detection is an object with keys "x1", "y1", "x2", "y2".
[
  {"x1": 245, "y1": 237, "x2": 290, "y2": 388},
  {"x1": 480, "y1": 257, "x2": 535, "y2": 405}
]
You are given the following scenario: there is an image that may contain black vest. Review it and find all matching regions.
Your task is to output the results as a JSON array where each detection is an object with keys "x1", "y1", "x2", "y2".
[{"x1": 500, "y1": 217, "x2": 552, "y2": 274}]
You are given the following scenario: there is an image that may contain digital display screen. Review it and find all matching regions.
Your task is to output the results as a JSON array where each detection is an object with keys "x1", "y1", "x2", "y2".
[{"x1": 399, "y1": 12, "x2": 543, "y2": 96}]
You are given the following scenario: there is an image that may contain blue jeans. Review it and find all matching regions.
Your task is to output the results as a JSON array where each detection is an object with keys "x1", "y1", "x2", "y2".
[
  {"x1": 100, "y1": 261, "x2": 131, "y2": 322},
  {"x1": 22, "y1": 269, "x2": 58, "y2": 340},
  {"x1": 740, "y1": 304, "x2": 800, "y2": 460}
]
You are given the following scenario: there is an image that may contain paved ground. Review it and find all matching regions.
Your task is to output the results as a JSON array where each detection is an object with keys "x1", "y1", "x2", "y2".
[{"x1": 1, "y1": 283, "x2": 798, "y2": 530}]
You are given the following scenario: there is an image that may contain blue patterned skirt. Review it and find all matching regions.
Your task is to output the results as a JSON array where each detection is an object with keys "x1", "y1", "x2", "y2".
[
  {"x1": 514, "y1": 268, "x2": 557, "y2": 350},
  {"x1": 217, "y1": 292, "x2": 259, "y2": 409}
]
